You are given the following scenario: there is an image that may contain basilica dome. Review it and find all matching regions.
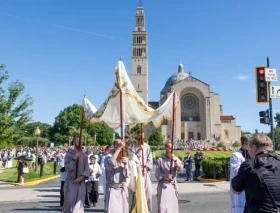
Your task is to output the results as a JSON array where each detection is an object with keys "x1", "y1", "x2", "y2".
[{"x1": 165, "y1": 63, "x2": 189, "y2": 86}]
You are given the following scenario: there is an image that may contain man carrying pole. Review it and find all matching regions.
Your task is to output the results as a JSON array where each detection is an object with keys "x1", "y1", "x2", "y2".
[
  {"x1": 155, "y1": 90, "x2": 183, "y2": 213},
  {"x1": 155, "y1": 142, "x2": 183, "y2": 213},
  {"x1": 132, "y1": 128, "x2": 153, "y2": 212},
  {"x1": 104, "y1": 139, "x2": 130, "y2": 213},
  {"x1": 63, "y1": 136, "x2": 90, "y2": 213}
]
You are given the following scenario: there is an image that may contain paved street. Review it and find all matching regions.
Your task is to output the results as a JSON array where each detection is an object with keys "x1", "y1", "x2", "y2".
[
  {"x1": 0, "y1": 165, "x2": 230, "y2": 212},
  {"x1": 0, "y1": 191, "x2": 229, "y2": 213}
]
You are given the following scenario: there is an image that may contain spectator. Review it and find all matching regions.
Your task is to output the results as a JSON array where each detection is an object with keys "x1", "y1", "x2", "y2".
[
  {"x1": 194, "y1": 152, "x2": 202, "y2": 178},
  {"x1": 17, "y1": 159, "x2": 28, "y2": 186},
  {"x1": 85, "y1": 155, "x2": 102, "y2": 207},
  {"x1": 58, "y1": 153, "x2": 67, "y2": 207},
  {"x1": 184, "y1": 151, "x2": 193, "y2": 181},
  {"x1": 232, "y1": 134, "x2": 280, "y2": 213}
]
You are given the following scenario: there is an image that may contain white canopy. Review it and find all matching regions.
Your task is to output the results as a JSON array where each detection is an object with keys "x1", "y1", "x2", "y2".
[{"x1": 82, "y1": 58, "x2": 179, "y2": 130}]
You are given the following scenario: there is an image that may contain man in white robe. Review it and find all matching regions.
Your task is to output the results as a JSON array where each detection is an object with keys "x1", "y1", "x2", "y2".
[
  {"x1": 127, "y1": 149, "x2": 148, "y2": 213},
  {"x1": 127, "y1": 149, "x2": 140, "y2": 208},
  {"x1": 230, "y1": 134, "x2": 251, "y2": 213}
]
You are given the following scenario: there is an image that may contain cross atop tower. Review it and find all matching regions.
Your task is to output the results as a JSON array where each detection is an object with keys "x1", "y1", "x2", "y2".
[{"x1": 138, "y1": 0, "x2": 142, "y2": 7}]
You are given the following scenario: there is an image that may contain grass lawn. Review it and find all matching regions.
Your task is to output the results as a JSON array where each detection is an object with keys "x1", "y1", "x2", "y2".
[
  {"x1": 154, "y1": 150, "x2": 280, "y2": 160},
  {"x1": 154, "y1": 150, "x2": 234, "y2": 159},
  {"x1": 0, "y1": 161, "x2": 58, "y2": 183}
]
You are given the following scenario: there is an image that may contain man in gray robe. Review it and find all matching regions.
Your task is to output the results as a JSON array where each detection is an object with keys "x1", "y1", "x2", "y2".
[
  {"x1": 132, "y1": 131, "x2": 153, "y2": 212},
  {"x1": 105, "y1": 139, "x2": 130, "y2": 213},
  {"x1": 63, "y1": 136, "x2": 90, "y2": 213},
  {"x1": 155, "y1": 142, "x2": 183, "y2": 213}
]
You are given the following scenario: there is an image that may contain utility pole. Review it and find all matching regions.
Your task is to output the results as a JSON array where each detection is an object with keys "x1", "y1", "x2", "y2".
[{"x1": 267, "y1": 57, "x2": 275, "y2": 151}]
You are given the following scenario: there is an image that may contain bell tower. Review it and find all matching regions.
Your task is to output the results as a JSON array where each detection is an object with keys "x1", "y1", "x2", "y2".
[{"x1": 130, "y1": 1, "x2": 148, "y2": 103}]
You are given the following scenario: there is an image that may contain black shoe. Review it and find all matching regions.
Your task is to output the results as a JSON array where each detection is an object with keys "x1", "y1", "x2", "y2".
[{"x1": 93, "y1": 203, "x2": 96, "y2": 207}]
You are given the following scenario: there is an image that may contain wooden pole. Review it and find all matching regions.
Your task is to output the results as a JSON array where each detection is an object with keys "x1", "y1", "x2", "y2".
[
  {"x1": 120, "y1": 85, "x2": 125, "y2": 157},
  {"x1": 140, "y1": 123, "x2": 145, "y2": 175},
  {"x1": 75, "y1": 106, "x2": 85, "y2": 179},
  {"x1": 169, "y1": 92, "x2": 176, "y2": 182}
]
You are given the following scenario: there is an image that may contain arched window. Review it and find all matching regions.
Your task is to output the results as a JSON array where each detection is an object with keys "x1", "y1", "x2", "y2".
[
  {"x1": 224, "y1": 130, "x2": 229, "y2": 139},
  {"x1": 137, "y1": 65, "x2": 141, "y2": 74}
]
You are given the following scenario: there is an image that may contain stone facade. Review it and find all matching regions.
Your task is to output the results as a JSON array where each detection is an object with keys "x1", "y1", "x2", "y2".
[
  {"x1": 146, "y1": 63, "x2": 241, "y2": 145},
  {"x1": 128, "y1": 5, "x2": 241, "y2": 145}
]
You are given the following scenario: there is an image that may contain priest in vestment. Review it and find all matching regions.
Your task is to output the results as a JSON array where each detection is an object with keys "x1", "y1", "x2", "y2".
[
  {"x1": 230, "y1": 135, "x2": 251, "y2": 213},
  {"x1": 105, "y1": 139, "x2": 130, "y2": 213},
  {"x1": 127, "y1": 149, "x2": 140, "y2": 208},
  {"x1": 127, "y1": 148, "x2": 148, "y2": 213},
  {"x1": 155, "y1": 142, "x2": 183, "y2": 213},
  {"x1": 63, "y1": 137, "x2": 90, "y2": 213},
  {"x1": 132, "y1": 131, "x2": 153, "y2": 212}
]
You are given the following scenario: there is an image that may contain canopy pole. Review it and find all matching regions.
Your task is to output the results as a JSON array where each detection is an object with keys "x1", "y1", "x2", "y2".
[
  {"x1": 76, "y1": 106, "x2": 85, "y2": 179},
  {"x1": 120, "y1": 87, "x2": 125, "y2": 157},
  {"x1": 169, "y1": 92, "x2": 176, "y2": 182},
  {"x1": 140, "y1": 123, "x2": 145, "y2": 175}
]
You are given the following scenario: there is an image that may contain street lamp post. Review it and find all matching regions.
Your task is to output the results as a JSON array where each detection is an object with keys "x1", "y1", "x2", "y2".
[{"x1": 34, "y1": 127, "x2": 41, "y2": 172}]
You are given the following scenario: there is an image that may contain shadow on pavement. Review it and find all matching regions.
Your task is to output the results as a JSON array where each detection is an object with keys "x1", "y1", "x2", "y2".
[
  {"x1": 35, "y1": 189, "x2": 60, "y2": 192},
  {"x1": 12, "y1": 207, "x2": 105, "y2": 212},
  {"x1": 39, "y1": 201, "x2": 60, "y2": 204}
]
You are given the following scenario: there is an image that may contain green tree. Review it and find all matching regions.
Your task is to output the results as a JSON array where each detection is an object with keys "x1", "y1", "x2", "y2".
[
  {"x1": 232, "y1": 141, "x2": 241, "y2": 148},
  {"x1": 86, "y1": 124, "x2": 114, "y2": 146},
  {"x1": 125, "y1": 124, "x2": 148, "y2": 144},
  {"x1": 51, "y1": 104, "x2": 114, "y2": 145},
  {"x1": 241, "y1": 131, "x2": 252, "y2": 136},
  {"x1": 148, "y1": 131, "x2": 164, "y2": 146},
  {"x1": 275, "y1": 113, "x2": 280, "y2": 127},
  {"x1": 0, "y1": 64, "x2": 33, "y2": 145},
  {"x1": 51, "y1": 104, "x2": 82, "y2": 137},
  {"x1": 22, "y1": 121, "x2": 52, "y2": 138},
  {"x1": 268, "y1": 126, "x2": 280, "y2": 150},
  {"x1": 18, "y1": 136, "x2": 49, "y2": 147}
]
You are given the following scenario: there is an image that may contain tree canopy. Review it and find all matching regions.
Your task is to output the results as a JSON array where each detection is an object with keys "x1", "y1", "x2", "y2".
[
  {"x1": 275, "y1": 113, "x2": 280, "y2": 127},
  {"x1": 0, "y1": 64, "x2": 34, "y2": 146},
  {"x1": 50, "y1": 104, "x2": 114, "y2": 145}
]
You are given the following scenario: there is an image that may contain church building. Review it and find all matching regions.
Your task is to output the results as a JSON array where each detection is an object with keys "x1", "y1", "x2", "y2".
[{"x1": 129, "y1": 4, "x2": 241, "y2": 145}]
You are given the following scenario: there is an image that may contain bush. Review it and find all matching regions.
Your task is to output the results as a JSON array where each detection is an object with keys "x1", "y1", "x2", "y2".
[
  {"x1": 232, "y1": 141, "x2": 241, "y2": 148},
  {"x1": 149, "y1": 131, "x2": 164, "y2": 146},
  {"x1": 201, "y1": 157, "x2": 230, "y2": 179},
  {"x1": 217, "y1": 142, "x2": 224, "y2": 148},
  {"x1": 178, "y1": 156, "x2": 184, "y2": 162},
  {"x1": 150, "y1": 145, "x2": 160, "y2": 151}
]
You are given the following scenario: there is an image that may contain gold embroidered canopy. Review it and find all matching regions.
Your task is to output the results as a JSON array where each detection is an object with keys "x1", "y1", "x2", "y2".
[{"x1": 82, "y1": 59, "x2": 179, "y2": 129}]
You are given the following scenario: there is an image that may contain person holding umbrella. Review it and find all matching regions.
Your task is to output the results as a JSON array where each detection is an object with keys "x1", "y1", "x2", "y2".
[
  {"x1": 16, "y1": 155, "x2": 32, "y2": 185},
  {"x1": 16, "y1": 157, "x2": 28, "y2": 185}
]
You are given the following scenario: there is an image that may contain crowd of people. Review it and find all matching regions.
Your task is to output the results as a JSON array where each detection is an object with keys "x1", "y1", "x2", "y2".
[{"x1": 2, "y1": 133, "x2": 280, "y2": 212}]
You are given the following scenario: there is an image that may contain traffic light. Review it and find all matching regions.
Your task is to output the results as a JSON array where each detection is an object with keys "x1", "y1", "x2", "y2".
[
  {"x1": 259, "y1": 110, "x2": 270, "y2": 124},
  {"x1": 256, "y1": 66, "x2": 269, "y2": 103}
]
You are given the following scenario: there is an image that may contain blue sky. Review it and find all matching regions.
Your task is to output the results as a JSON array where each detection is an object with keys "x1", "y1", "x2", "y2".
[{"x1": 1, "y1": 0, "x2": 280, "y2": 133}]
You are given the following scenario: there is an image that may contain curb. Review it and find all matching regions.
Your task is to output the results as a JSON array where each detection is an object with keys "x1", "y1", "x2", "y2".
[
  {"x1": 197, "y1": 176, "x2": 227, "y2": 183},
  {"x1": 9, "y1": 175, "x2": 60, "y2": 187}
]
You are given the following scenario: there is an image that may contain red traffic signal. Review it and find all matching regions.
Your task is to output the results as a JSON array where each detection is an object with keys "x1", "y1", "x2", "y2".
[
  {"x1": 258, "y1": 69, "x2": 264, "y2": 75},
  {"x1": 255, "y1": 66, "x2": 268, "y2": 104}
]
